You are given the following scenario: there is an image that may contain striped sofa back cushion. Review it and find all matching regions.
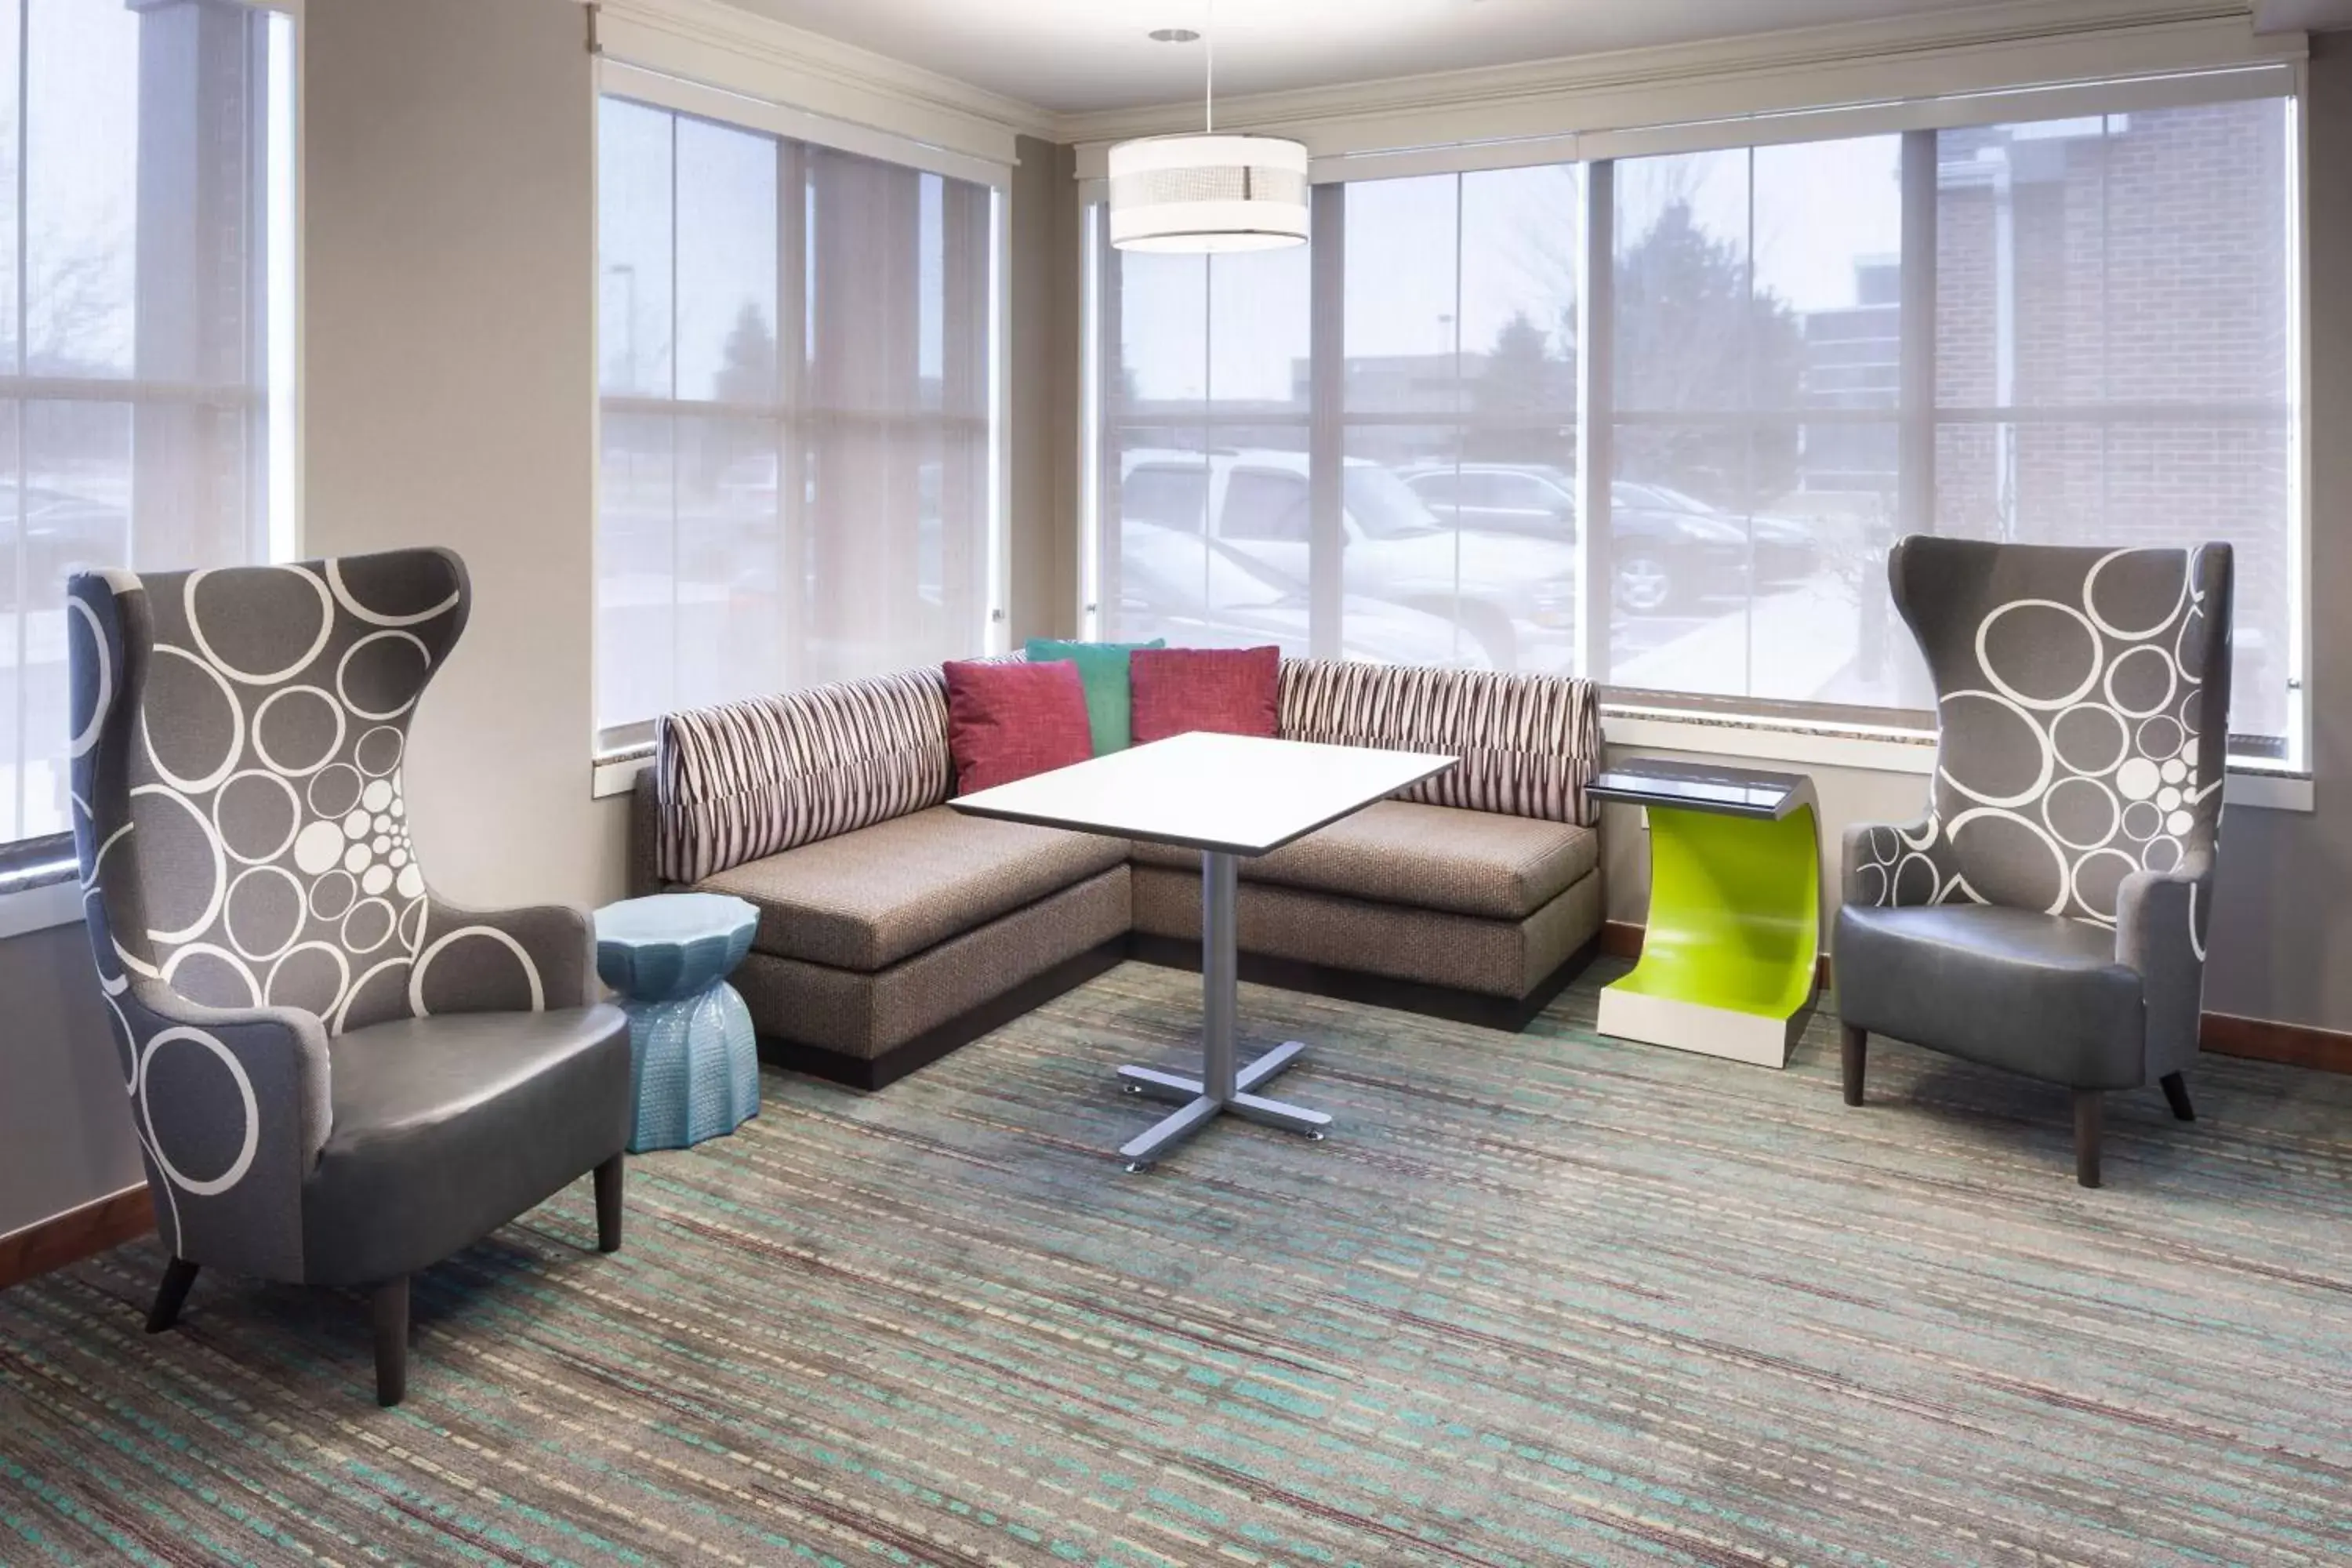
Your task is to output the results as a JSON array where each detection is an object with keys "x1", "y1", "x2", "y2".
[
  {"x1": 655, "y1": 665, "x2": 956, "y2": 884},
  {"x1": 1278, "y1": 659, "x2": 1602, "y2": 828}
]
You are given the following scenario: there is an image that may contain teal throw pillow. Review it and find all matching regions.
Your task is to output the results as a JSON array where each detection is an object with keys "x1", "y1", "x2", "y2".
[{"x1": 1025, "y1": 637, "x2": 1165, "y2": 754}]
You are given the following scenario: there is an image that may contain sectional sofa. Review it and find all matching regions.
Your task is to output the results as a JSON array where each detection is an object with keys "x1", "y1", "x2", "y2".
[{"x1": 629, "y1": 656, "x2": 1604, "y2": 1088}]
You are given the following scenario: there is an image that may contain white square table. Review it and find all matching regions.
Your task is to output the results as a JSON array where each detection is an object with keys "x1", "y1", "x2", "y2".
[{"x1": 950, "y1": 731, "x2": 1456, "y2": 1170}]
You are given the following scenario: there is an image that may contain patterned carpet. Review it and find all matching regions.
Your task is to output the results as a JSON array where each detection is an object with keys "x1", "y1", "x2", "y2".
[{"x1": 5, "y1": 957, "x2": 2352, "y2": 1567}]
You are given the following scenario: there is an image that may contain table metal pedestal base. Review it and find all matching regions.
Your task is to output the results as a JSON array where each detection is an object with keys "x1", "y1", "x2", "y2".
[
  {"x1": 1116, "y1": 1042, "x2": 1330, "y2": 1169},
  {"x1": 1113, "y1": 851, "x2": 1334, "y2": 1171}
]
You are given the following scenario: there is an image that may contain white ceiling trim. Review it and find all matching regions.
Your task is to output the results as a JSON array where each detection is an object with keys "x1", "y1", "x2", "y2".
[
  {"x1": 1061, "y1": 0, "x2": 2299, "y2": 175},
  {"x1": 595, "y1": 0, "x2": 1054, "y2": 166},
  {"x1": 593, "y1": 0, "x2": 2301, "y2": 176},
  {"x1": 599, "y1": 59, "x2": 1014, "y2": 186}
]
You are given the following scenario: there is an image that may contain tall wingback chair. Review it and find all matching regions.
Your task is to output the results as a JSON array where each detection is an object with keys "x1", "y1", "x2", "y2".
[
  {"x1": 1835, "y1": 537, "x2": 2231, "y2": 1186},
  {"x1": 66, "y1": 549, "x2": 633, "y2": 1405}
]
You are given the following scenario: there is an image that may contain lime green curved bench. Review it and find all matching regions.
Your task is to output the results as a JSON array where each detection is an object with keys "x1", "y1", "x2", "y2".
[{"x1": 1590, "y1": 762, "x2": 1820, "y2": 1067}]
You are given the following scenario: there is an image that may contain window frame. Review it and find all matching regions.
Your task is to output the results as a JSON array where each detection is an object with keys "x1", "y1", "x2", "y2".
[
  {"x1": 590, "y1": 60, "x2": 1012, "y2": 762},
  {"x1": 0, "y1": 0, "x2": 303, "y2": 891},
  {"x1": 1078, "y1": 62, "x2": 2311, "y2": 782}
]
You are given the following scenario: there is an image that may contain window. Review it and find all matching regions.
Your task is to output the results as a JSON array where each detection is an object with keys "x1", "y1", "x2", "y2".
[
  {"x1": 595, "y1": 95, "x2": 998, "y2": 748},
  {"x1": 1605, "y1": 135, "x2": 1904, "y2": 706},
  {"x1": 1929, "y1": 101, "x2": 2297, "y2": 756},
  {"x1": 1091, "y1": 164, "x2": 1583, "y2": 674},
  {"x1": 1092, "y1": 223, "x2": 1312, "y2": 656},
  {"x1": 1341, "y1": 166, "x2": 1583, "y2": 673},
  {"x1": 1083, "y1": 78, "x2": 2301, "y2": 767},
  {"x1": 1121, "y1": 465, "x2": 1207, "y2": 532},
  {"x1": 1222, "y1": 469, "x2": 1308, "y2": 543},
  {"x1": 0, "y1": 0, "x2": 296, "y2": 882}
]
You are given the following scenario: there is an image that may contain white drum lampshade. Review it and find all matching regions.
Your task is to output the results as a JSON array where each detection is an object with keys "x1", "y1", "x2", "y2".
[{"x1": 1107, "y1": 133, "x2": 1310, "y2": 252}]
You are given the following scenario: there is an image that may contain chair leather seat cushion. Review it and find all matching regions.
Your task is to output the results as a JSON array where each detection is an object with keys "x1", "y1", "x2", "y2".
[
  {"x1": 301, "y1": 1005, "x2": 631, "y2": 1286},
  {"x1": 699, "y1": 805, "x2": 1129, "y2": 971},
  {"x1": 1130, "y1": 800, "x2": 1599, "y2": 920},
  {"x1": 1835, "y1": 905, "x2": 2147, "y2": 1090}
]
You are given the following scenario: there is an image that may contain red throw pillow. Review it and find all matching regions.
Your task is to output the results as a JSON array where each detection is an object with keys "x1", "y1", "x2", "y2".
[
  {"x1": 944, "y1": 659, "x2": 1094, "y2": 794},
  {"x1": 1129, "y1": 646, "x2": 1281, "y2": 744}
]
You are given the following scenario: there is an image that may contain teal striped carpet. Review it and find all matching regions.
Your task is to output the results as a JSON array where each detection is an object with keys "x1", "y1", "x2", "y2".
[{"x1": 5, "y1": 957, "x2": 2351, "y2": 1566}]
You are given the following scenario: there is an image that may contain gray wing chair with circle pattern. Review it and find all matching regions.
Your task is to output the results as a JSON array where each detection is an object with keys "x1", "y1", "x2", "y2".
[
  {"x1": 1835, "y1": 536, "x2": 2231, "y2": 1187},
  {"x1": 66, "y1": 547, "x2": 633, "y2": 1404}
]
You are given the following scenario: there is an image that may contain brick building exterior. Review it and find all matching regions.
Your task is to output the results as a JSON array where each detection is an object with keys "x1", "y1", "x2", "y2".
[
  {"x1": 1795, "y1": 100, "x2": 2293, "y2": 739},
  {"x1": 1931, "y1": 99, "x2": 2293, "y2": 741}
]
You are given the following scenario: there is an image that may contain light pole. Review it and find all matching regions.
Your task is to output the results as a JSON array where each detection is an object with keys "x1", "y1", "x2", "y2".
[{"x1": 606, "y1": 263, "x2": 638, "y2": 390}]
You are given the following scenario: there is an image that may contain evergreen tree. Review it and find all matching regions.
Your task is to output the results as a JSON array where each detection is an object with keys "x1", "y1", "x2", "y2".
[
  {"x1": 713, "y1": 300, "x2": 778, "y2": 408},
  {"x1": 1465, "y1": 311, "x2": 1561, "y2": 463},
  {"x1": 1613, "y1": 200, "x2": 1804, "y2": 505}
]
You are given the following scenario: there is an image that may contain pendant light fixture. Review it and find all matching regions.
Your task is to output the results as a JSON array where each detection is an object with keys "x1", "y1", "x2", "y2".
[{"x1": 1106, "y1": 6, "x2": 1308, "y2": 253}]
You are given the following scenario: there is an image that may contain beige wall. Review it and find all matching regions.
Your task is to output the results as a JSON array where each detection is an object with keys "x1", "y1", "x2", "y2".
[
  {"x1": 1008, "y1": 135, "x2": 1083, "y2": 644},
  {"x1": 2190, "y1": 31, "x2": 2352, "y2": 1030},
  {"x1": 0, "y1": 924, "x2": 144, "y2": 1237},
  {"x1": 304, "y1": 0, "x2": 620, "y2": 914}
]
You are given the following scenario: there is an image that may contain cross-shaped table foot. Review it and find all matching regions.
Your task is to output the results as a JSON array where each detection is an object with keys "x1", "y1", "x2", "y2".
[{"x1": 1115, "y1": 1040, "x2": 1332, "y2": 1171}]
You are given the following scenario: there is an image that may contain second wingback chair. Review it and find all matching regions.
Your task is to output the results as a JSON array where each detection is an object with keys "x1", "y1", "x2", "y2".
[
  {"x1": 67, "y1": 548, "x2": 633, "y2": 1405},
  {"x1": 1836, "y1": 537, "x2": 2233, "y2": 1186}
]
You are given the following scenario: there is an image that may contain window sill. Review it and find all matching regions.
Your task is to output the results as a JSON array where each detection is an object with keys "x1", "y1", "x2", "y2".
[
  {"x1": 1599, "y1": 706, "x2": 2314, "y2": 812},
  {"x1": 0, "y1": 874, "x2": 82, "y2": 942},
  {"x1": 592, "y1": 749, "x2": 655, "y2": 800}
]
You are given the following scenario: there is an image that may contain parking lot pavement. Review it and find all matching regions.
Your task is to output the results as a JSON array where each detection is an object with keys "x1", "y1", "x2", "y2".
[{"x1": 1608, "y1": 579, "x2": 1860, "y2": 702}]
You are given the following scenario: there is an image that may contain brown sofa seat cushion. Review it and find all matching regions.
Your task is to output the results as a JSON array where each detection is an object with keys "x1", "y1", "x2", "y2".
[
  {"x1": 735, "y1": 866, "x2": 1131, "y2": 1061},
  {"x1": 700, "y1": 805, "x2": 1127, "y2": 971},
  {"x1": 1130, "y1": 799, "x2": 1597, "y2": 920}
]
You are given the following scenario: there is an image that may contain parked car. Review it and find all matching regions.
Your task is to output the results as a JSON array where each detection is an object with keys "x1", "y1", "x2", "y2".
[
  {"x1": 1117, "y1": 449, "x2": 1573, "y2": 670},
  {"x1": 1615, "y1": 481, "x2": 1819, "y2": 609},
  {"x1": 1397, "y1": 463, "x2": 1820, "y2": 615},
  {"x1": 1111, "y1": 519, "x2": 1494, "y2": 669},
  {"x1": 1398, "y1": 463, "x2": 1579, "y2": 543}
]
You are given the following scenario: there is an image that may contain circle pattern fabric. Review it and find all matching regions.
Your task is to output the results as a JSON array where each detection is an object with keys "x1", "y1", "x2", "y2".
[
  {"x1": 1854, "y1": 543, "x2": 2228, "y2": 931},
  {"x1": 90, "y1": 561, "x2": 471, "y2": 1038}
]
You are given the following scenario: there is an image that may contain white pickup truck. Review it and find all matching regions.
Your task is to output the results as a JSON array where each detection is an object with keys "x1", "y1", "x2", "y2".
[{"x1": 1116, "y1": 448, "x2": 1577, "y2": 672}]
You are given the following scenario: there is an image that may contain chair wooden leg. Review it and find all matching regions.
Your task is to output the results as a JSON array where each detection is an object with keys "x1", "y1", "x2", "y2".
[
  {"x1": 594, "y1": 1154, "x2": 624, "y2": 1254},
  {"x1": 146, "y1": 1257, "x2": 199, "y2": 1334},
  {"x1": 372, "y1": 1277, "x2": 409, "y2": 1408},
  {"x1": 1840, "y1": 1024, "x2": 1867, "y2": 1106},
  {"x1": 2073, "y1": 1090, "x2": 2103, "y2": 1189},
  {"x1": 2160, "y1": 1071, "x2": 2195, "y2": 1123}
]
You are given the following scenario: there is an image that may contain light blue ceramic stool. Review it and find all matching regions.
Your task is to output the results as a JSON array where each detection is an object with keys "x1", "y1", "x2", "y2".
[{"x1": 595, "y1": 893, "x2": 760, "y2": 1153}]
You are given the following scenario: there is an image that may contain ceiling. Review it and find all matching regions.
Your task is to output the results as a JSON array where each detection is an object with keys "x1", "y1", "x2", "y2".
[{"x1": 720, "y1": 0, "x2": 2075, "y2": 118}]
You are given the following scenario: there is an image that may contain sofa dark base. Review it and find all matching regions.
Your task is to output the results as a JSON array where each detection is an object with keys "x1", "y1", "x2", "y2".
[
  {"x1": 757, "y1": 938, "x2": 1130, "y2": 1091},
  {"x1": 757, "y1": 930, "x2": 1599, "y2": 1093},
  {"x1": 1126, "y1": 932, "x2": 1599, "y2": 1035}
]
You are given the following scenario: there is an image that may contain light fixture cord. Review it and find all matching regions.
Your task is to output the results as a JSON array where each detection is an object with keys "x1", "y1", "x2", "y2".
[{"x1": 1204, "y1": 0, "x2": 1214, "y2": 133}]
